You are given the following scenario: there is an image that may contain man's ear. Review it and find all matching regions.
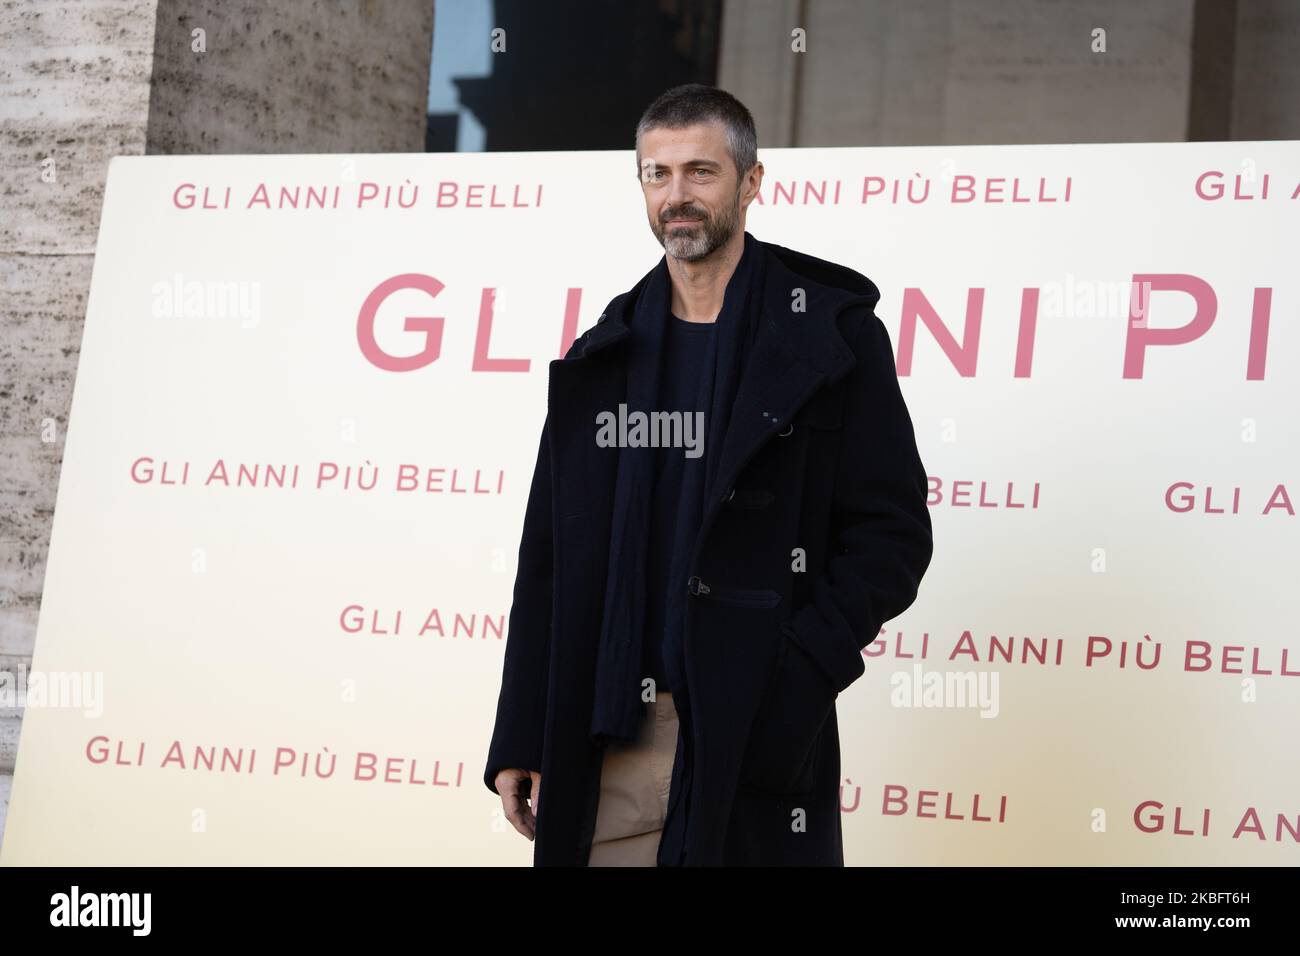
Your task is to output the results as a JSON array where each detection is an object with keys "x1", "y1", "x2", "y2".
[{"x1": 743, "y1": 161, "x2": 764, "y2": 204}]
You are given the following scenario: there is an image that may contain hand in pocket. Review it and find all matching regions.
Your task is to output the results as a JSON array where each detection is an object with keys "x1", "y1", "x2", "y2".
[{"x1": 740, "y1": 629, "x2": 837, "y2": 795}]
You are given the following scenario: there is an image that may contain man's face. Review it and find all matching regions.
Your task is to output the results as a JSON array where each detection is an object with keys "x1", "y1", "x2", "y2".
[{"x1": 638, "y1": 120, "x2": 755, "y2": 262}]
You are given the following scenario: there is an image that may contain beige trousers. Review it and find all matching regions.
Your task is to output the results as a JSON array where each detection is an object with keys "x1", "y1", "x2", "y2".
[{"x1": 586, "y1": 691, "x2": 679, "y2": 866}]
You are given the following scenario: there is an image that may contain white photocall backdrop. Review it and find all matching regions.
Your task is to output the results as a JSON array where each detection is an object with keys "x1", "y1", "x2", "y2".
[{"x1": 1, "y1": 143, "x2": 1297, "y2": 865}]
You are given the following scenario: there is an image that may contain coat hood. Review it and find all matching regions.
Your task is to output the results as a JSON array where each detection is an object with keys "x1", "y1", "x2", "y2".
[{"x1": 762, "y1": 240, "x2": 881, "y2": 307}]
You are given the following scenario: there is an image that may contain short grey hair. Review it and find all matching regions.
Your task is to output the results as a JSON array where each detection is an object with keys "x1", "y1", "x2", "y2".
[{"x1": 634, "y1": 84, "x2": 758, "y2": 181}]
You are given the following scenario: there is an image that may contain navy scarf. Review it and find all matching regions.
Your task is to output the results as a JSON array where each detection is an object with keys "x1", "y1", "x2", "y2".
[{"x1": 590, "y1": 230, "x2": 767, "y2": 744}]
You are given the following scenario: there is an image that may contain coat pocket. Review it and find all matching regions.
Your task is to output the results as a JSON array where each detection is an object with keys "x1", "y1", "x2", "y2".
[
  {"x1": 739, "y1": 627, "x2": 837, "y2": 795},
  {"x1": 796, "y1": 383, "x2": 845, "y2": 432}
]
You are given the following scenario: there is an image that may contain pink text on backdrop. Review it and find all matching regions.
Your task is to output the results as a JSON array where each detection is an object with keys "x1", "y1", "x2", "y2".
[{"x1": 354, "y1": 272, "x2": 1274, "y2": 380}]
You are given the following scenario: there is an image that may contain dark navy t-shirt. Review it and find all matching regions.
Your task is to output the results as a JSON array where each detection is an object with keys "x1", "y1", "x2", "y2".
[{"x1": 642, "y1": 312, "x2": 715, "y2": 694}]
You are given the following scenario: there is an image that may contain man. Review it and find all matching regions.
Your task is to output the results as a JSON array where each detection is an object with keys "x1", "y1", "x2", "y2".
[{"x1": 484, "y1": 84, "x2": 933, "y2": 866}]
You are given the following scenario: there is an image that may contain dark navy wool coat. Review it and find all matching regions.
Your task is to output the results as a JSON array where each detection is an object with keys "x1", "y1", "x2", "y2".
[{"x1": 484, "y1": 238, "x2": 934, "y2": 865}]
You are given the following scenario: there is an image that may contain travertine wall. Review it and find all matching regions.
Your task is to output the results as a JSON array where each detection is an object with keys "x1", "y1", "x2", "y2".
[
  {"x1": 146, "y1": 0, "x2": 434, "y2": 154},
  {"x1": 0, "y1": 0, "x2": 161, "y2": 847},
  {"x1": 1231, "y1": 0, "x2": 1300, "y2": 139},
  {"x1": 0, "y1": 0, "x2": 434, "y2": 847},
  {"x1": 720, "y1": 0, "x2": 1299, "y2": 146}
]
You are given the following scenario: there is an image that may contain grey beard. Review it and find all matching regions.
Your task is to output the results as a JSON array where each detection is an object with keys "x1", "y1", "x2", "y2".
[{"x1": 657, "y1": 195, "x2": 741, "y2": 262}]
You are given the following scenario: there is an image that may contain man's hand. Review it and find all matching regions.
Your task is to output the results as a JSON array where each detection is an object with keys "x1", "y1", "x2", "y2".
[{"x1": 495, "y1": 768, "x2": 542, "y2": 841}]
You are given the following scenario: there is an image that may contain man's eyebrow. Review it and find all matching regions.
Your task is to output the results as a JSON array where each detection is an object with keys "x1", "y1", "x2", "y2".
[{"x1": 644, "y1": 158, "x2": 723, "y2": 170}]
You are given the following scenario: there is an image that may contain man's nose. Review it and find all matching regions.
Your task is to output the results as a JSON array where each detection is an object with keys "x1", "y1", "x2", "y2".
[{"x1": 667, "y1": 173, "x2": 694, "y2": 210}]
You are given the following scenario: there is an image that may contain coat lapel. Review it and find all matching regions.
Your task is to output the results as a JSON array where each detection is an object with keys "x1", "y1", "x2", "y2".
[{"x1": 551, "y1": 240, "x2": 865, "y2": 516}]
